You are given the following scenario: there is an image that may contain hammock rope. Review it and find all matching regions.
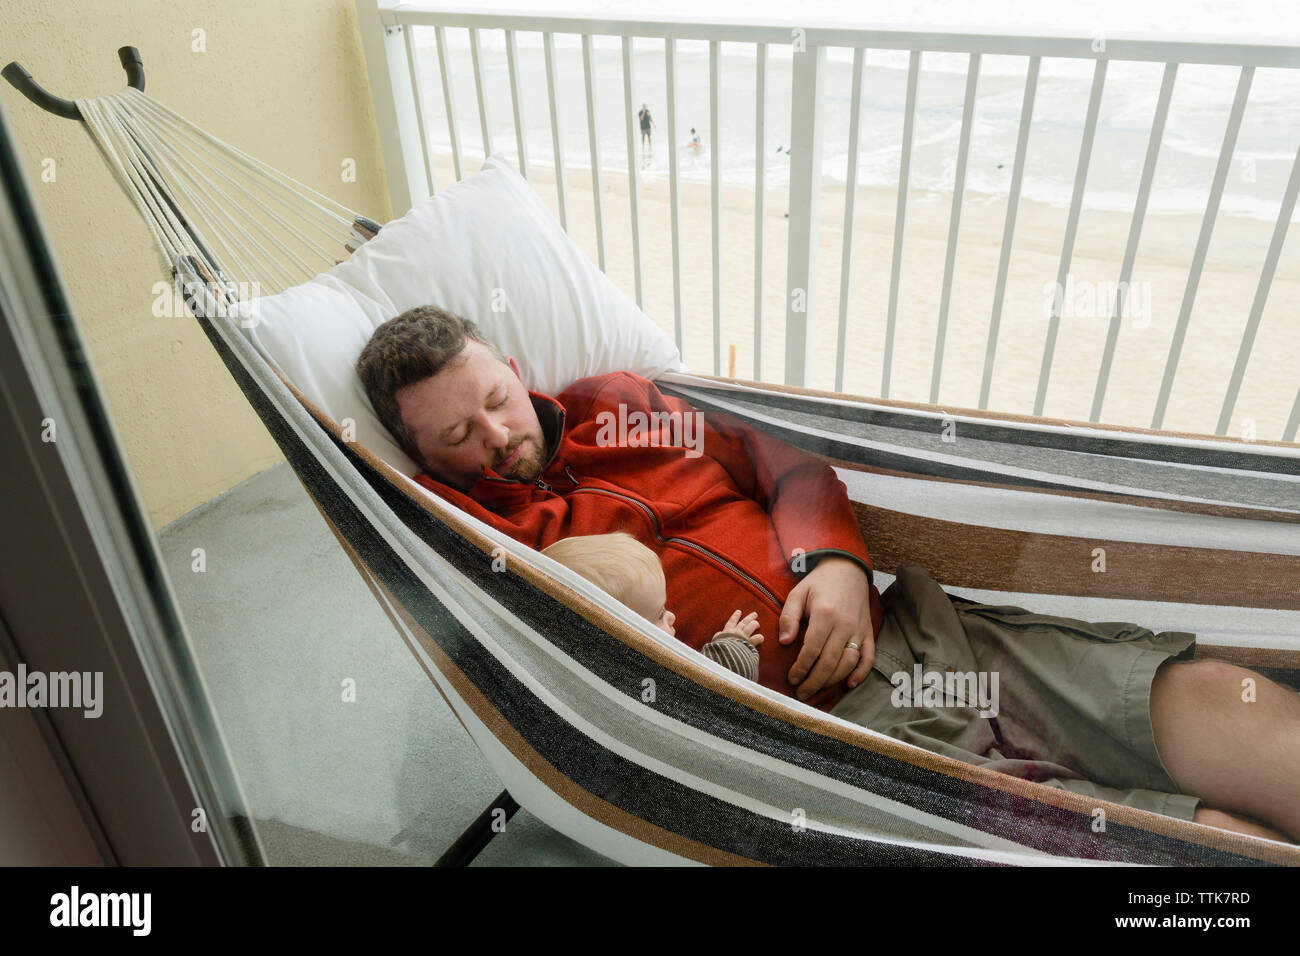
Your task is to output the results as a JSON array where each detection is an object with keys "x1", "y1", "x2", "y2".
[
  {"x1": 125, "y1": 89, "x2": 353, "y2": 242},
  {"x1": 117, "y1": 92, "x2": 334, "y2": 285},
  {"x1": 116, "y1": 97, "x2": 302, "y2": 289},
  {"x1": 74, "y1": 86, "x2": 363, "y2": 295}
]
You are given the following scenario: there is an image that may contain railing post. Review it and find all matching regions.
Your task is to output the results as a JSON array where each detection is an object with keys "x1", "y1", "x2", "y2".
[
  {"x1": 505, "y1": 30, "x2": 529, "y2": 180},
  {"x1": 622, "y1": 36, "x2": 646, "y2": 310},
  {"x1": 355, "y1": 0, "x2": 431, "y2": 217},
  {"x1": 784, "y1": 37, "x2": 826, "y2": 388},
  {"x1": 1285, "y1": 387, "x2": 1300, "y2": 443},
  {"x1": 468, "y1": 27, "x2": 494, "y2": 159},
  {"x1": 401, "y1": 25, "x2": 438, "y2": 197},
  {"x1": 666, "y1": 38, "x2": 684, "y2": 351}
]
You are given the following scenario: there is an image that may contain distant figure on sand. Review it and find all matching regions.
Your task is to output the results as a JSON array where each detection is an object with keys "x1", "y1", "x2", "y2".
[
  {"x1": 638, "y1": 104, "x2": 654, "y2": 161},
  {"x1": 688, "y1": 127, "x2": 701, "y2": 152}
]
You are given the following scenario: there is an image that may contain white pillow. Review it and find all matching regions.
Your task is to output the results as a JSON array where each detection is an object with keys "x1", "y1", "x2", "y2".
[{"x1": 232, "y1": 154, "x2": 686, "y2": 475}]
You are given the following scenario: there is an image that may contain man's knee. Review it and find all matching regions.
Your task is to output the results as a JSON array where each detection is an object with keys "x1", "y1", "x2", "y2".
[{"x1": 1153, "y1": 658, "x2": 1242, "y2": 711}]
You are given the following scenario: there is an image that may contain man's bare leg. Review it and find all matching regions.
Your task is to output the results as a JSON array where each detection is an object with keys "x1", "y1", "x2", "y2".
[
  {"x1": 1191, "y1": 807, "x2": 1290, "y2": 842},
  {"x1": 1150, "y1": 658, "x2": 1300, "y2": 842}
]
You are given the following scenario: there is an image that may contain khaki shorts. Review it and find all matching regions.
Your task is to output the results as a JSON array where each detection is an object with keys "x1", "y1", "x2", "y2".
[{"x1": 831, "y1": 563, "x2": 1202, "y2": 822}]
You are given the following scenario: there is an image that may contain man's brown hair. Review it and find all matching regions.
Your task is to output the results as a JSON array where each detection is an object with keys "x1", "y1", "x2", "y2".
[{"x1": 355, "y1": 305, "x2": 506, "y2": 468}]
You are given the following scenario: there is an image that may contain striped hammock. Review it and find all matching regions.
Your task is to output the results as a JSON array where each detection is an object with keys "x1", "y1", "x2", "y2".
[{"x1": 84, "y1": 86, "x2": 1300, "y2": 866}]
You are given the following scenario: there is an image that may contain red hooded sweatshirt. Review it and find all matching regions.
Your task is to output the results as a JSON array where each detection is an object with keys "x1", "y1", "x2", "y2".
[{"x1": 412, "y1": 371, "x2": 884, "y2": 711}]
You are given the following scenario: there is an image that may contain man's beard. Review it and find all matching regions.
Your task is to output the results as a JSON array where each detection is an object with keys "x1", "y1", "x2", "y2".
[{"x1": 496, "y1": 435, "x2": 545, "y2": 482}]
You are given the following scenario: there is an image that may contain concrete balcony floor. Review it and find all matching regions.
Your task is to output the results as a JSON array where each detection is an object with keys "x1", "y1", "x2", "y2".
[{"x1": 159, "y1": 461, "x2": 616, "y2": 867}]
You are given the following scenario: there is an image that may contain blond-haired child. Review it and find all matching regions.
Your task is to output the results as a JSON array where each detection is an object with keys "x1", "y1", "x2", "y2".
[{"x1": 541, "y1": 532, "x2": 762, "y2": 680}]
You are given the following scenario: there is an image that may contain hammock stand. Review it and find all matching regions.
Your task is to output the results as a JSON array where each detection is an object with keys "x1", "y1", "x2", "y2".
[{"x1": 10, "y1": 48, "x2": 1299, "y2": 867}]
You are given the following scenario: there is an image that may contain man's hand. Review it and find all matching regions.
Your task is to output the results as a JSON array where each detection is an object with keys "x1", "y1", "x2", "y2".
[{"x1": 778, "y1": 556, "x2": 875, "y2": 700}]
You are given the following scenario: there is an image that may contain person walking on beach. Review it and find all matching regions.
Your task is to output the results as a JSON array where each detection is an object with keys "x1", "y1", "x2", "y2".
[{"x1": 638, "y1": 104, "x2": 654, "y2": 163}]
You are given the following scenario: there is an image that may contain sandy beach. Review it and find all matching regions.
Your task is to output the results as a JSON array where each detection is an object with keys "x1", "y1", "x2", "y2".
[{"x1": 432, "y1": 154, "x2": 1298, "y2": 441}]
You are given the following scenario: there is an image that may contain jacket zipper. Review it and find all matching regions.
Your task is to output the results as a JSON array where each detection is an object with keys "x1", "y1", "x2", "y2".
[
  {"x1": 482, "y1": 473, "x2": 552, "y2": 491},
  {"x1": 565, "y1": 481, "x2": 782, "y2": 612}
]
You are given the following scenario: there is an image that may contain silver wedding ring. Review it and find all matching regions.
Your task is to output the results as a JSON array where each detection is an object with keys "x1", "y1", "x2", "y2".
[{"x1": 845, "y1": 642, "x2": 861, "y2": 652}]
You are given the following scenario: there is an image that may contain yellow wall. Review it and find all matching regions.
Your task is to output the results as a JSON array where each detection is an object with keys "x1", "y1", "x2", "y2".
[{"x1": 1, "y1": 0, "x2": 393, "y2": 528}]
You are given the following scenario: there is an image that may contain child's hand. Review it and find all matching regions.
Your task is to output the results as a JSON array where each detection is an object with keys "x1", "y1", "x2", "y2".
[{"x1": 720, "y1": 610, "x2": 763, "y2": 645}]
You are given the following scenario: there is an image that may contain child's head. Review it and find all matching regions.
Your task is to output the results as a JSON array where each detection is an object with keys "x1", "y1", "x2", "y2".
[{"x1": 541, "y1": 532, "x2": 676, "y2": 636}]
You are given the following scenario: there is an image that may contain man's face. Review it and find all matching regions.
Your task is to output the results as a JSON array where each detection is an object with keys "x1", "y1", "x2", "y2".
[{"x1": 395, "y1": 340, "x2": 547, "y2": 491}]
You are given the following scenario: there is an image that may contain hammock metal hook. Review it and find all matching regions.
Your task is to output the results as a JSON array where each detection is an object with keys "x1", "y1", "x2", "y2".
[{"x1": 3, "y1": 46, "x2": 145, "y2": 120}]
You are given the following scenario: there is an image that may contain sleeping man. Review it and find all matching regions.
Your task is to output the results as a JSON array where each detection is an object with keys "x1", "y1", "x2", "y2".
[{"x1": 356, "y1": 304, "x2": 1300, "y2": 844}]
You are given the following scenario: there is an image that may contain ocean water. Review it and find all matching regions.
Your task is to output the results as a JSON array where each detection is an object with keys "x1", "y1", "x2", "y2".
[{"x1": 413, "y1": 1, "x2": 1300, "y2": 221}]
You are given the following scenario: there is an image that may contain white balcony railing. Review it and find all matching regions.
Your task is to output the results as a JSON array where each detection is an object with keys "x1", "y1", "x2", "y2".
[{"x1": 357, "y1": 2, "x2": 1300, "y2": 441}]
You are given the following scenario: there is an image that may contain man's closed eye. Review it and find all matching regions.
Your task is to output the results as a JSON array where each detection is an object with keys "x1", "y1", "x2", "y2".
[{"x1": 450, "y1": 395, "x2": 509, "y2": 446}]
